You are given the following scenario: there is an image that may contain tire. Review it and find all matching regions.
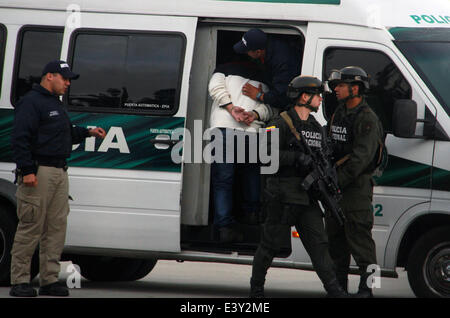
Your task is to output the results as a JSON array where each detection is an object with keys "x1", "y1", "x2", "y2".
[
  {"x1": 126, "y1": 259, "x2": 157, "y2": 281},
  {"x1": 0, "y1": 210, "x2": 16, "y2": 286},
  {"x1": 71, "y1": 255, "x2": 157, "y2": 282},
  {"x1": 407, "y1": 226, "x2": 450, "y2": 298},
  {"x1": 0, "y1": 206, "x2": 39, "y2": 286}
]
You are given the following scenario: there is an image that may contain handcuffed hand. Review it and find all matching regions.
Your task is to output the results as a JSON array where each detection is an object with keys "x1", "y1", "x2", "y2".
[
  {"x1": 230, "y1": 106, "x2": 249, "y2": 124},
  {"x1": 243, "y1": 111, "x2": 257, "y2": 126}
]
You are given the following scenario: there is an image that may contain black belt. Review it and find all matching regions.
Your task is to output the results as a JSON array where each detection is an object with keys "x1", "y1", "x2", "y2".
[
  {"x1": 36, "y1": 158, "x2": 68, "y2": 170},
  {"x1": 38, "y1": 164, "x2": 69, "y2": 171}
]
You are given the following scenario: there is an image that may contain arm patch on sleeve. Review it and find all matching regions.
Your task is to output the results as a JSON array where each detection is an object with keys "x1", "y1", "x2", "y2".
[{"x1": 360, "y1": 119, "x2": 374, "y2": 136}]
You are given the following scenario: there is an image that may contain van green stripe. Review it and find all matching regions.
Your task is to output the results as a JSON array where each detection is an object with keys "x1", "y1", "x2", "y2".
[
  {"x1": 374, "y1": 156, "x2": 450, "y2": 192},
  {"x1": 217, "y1": 0, "x2": 340, "y2": 4},
  {"x1": 68, "y1": 112, "x2": 184, "y2": 172},
  {"x1": 0, "y1": 108, "x2": 448, "y2": 191},
  {"x1": 0, "y1": 109, "x2": 184, "y2": 172}
]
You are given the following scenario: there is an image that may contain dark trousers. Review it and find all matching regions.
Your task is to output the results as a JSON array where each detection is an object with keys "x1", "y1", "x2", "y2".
[
  {"x1": 211, "y1": 128, "x2": 260, "y2": 228},
  {"x1": 325, "y1": 207, "x2": 377, "y2": 280},
  {"x1": 251, "y1": 202, "x2": 337, "y2": 288}
]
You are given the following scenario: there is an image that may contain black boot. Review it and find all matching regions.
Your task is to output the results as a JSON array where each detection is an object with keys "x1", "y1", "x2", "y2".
[
  {"x1": 324, "y1": 279, "x2": 350, "y2": 298},
  {"x1": 249, "y1": 278, "x2": 265, "y2": 298},
  {"x1": 337, "y1": 274, "x2": 349, "y2": 293},
  {"x1": 352, "y1": 273, "x2": 374, "y2": 298},
  {"x1": 219, "y1": 226, "x2": 244, "y2": 243}
]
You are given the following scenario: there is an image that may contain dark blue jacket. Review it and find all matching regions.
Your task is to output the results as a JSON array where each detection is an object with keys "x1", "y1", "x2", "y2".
[
  {"x1": 263, "y1": 37, "x2": 302, "y2": 110},
  {"x1": 11, "y1": 84, "x2": 89, "y2": 175}
]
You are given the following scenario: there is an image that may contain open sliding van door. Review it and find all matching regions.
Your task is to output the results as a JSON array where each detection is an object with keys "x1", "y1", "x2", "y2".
[{"x1": 59, "y1": 11, "x2": 197, "y2": 253}]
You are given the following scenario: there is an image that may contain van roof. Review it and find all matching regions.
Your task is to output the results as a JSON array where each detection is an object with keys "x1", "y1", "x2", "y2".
[{"x1": 3, "y1": 0, "x2": 450, "y2": 30}]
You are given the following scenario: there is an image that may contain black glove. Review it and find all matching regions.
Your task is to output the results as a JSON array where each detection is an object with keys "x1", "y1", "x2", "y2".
[{"x1": 296, "y1": 152, "x2": 312, "y2": 168}]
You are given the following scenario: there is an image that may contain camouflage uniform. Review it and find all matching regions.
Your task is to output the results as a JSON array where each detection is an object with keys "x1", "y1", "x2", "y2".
[{"x1": 326, "y1": 98, "x2": 383, "y2": 292}]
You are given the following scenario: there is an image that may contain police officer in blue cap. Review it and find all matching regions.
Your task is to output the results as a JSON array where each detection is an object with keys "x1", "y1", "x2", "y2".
[
  {"x1": 9, "y1": 60, "x2": 106, "y2": 297},
  {"x1": 234, "y1": 28, "x2": 301, "y2": 111}
]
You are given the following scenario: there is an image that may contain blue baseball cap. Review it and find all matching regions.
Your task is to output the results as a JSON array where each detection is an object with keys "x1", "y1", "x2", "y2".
[
  {"x1": 233, "y1": 28, "x2": 267, "y2": 54},
  {"x1": 41, "y1": 60, "x2": 80, "y2": 80}
]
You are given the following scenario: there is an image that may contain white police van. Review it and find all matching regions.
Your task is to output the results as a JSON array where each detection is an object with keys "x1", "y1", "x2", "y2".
[{"x1": 0, "y1": 0, "x2": 448, "y2": 297}]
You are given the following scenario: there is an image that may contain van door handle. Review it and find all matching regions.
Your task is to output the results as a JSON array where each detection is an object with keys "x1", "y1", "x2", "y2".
[{"x1": 150, "y1": 134, "x2": 178, "y2": 150}]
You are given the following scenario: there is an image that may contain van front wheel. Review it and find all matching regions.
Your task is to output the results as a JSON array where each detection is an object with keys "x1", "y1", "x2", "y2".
[{"x1": 407, "y1": 226, "x2": 450, "y2": 298}]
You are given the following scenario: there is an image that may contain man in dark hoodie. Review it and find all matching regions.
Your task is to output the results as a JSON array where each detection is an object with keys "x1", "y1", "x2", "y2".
[{"x1": 234, "y1": 28, "x2": 301, "y2": 111}]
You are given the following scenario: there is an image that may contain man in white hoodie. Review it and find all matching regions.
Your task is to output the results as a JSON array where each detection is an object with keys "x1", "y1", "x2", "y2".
[{"x1": 208, "y1": 62, "x2": 272, "y2": 243}]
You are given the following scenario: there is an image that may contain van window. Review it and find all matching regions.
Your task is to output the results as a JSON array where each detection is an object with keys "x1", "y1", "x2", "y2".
[
  {"x1": 0, "y1": 24, "x2": 6, "y2": 97},
  {"x1": 323, "y1": 48, "x2": 412, "y2": 133},
  {"x1": 67, "y1": 30, "x2": 185, "y2": 115},
  {"x1": 12, "y1": 26, "x2": 63, "y2": 104},
  {"x1": 393, "y1": 28, "x2": 450, "y2": 117}
]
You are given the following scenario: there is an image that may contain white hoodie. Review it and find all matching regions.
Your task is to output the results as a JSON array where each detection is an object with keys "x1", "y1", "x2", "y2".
[{"x1": 208, "y1": 72, "x2": 272, "y2": 131}]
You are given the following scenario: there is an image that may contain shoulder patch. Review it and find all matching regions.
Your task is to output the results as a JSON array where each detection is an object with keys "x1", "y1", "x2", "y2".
[{"x1": 360, "y1": 119, "x2": 374, "y2": 136}]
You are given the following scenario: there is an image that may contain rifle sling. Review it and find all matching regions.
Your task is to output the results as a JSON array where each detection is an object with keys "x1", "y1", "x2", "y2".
[
  {"x1": 282, "y1": 111, "x2": 351, "y2": 167},
  {"x1": 280, "y1": 111, "x2": 301, "y2": 141},
  {"x1": 335, "y1": 154, "x2": 350, "y2": 167}
]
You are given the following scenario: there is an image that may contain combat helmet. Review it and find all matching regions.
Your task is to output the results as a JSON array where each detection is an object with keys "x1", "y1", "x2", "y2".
[
  {"x1": 287, "y1": 76, "x2": 324, "y2": 112},
  {"x1": 287, "y1": 76, "x2": 324, "y2": 100},
  {"x1": 327, "y1": 66, "x2": 370, "y2": 94}
]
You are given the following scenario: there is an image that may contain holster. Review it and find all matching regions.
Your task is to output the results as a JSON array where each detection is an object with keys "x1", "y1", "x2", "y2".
[{"x1": 13, "y1": 168, "x2": 21, "y2": 184}]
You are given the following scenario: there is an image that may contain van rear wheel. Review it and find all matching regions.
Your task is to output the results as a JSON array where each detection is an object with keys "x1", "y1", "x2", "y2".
[
  {"x1": 71, "y1": 255, "x2": 157, "y2": 282},
  {"x1": 0, "y1": 210, "x2": 16, "y2": 286},
  {"x1": 407, "y1": 226, "x2": 450, "y2": 298}
]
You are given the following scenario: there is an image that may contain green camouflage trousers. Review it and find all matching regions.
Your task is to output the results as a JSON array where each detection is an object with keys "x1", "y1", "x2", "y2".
[{"x1": 325, "y1": 207, "x2": 377, "y2": 278}]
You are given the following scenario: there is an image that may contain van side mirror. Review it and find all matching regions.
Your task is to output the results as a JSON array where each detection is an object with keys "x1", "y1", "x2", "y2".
[{"x1": 392, "y1": 99, "x2": 417, "y2": 138}]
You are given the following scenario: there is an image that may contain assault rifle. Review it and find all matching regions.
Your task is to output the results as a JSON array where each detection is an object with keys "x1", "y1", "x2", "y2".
[{"x1": 280, "y1": 112, "x2": 346, "y2": 226}]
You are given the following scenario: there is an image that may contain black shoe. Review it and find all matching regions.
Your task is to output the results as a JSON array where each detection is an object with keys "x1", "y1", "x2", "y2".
[
  {"x1": 352, "y1": 272, "x2": 374, "y2": 298},
  {"x1": 352, "y1": 289, "x2": 374, "y2": 298},
  {"x1": 336, "y1": 274, "x2": 349, "y2": 294},
  {"x1": 325, "y1": 279, "x2": 350, "y2": 298},
  {"x1": 250, "y1": 280, "x2": 265, "y2": 298},
  {"x1": 39, "y1": 282, "x2": 69, "y2": 296},
  {"x1": 219, "y1": 226, "x2": 244, "y2": 243},
  {"x1": 9, "y1": 283, "x2": 37, "y2": 297}
]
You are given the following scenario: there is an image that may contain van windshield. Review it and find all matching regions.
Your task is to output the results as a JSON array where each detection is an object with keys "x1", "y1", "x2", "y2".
[{"x1": 392, "y1": 28, "x2": 450, "y2": 116}]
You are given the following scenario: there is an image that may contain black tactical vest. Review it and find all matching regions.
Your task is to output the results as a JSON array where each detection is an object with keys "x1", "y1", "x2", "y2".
[
  {"x1": 280, "y1": 116, "x2": 324, "y2": 178},
  {"x1": 287, "y1": 119, "x2": 323, "y2": 153},
  {"x1": 329, "y1": 104, "x2": 370, "y2": 162}
]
